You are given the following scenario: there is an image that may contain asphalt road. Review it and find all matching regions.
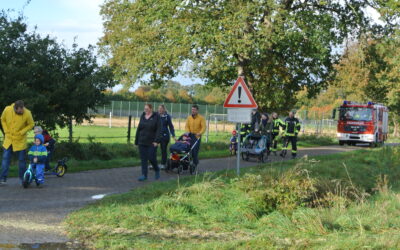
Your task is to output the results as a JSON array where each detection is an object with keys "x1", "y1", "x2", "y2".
[{"x1": 0, "y1": 145, "x2": 360, "y2": 246}]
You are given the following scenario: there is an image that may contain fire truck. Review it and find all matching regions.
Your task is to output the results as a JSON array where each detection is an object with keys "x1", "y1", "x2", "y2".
[{"x1": 335, "y1": 101, "x2": 389, "y2": 146}]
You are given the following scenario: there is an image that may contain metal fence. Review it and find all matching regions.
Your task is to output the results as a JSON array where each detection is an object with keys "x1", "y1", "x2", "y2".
[
  {"x1": 88, "y1": 101, "x2": 338, "y2": 137},
  {"x1": 91, "y1": 101, "x2": 226, "y2": 120}
]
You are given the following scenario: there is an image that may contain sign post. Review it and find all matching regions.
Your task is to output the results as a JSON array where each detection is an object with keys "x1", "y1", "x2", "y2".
[{"x1": 223, "y1": 77, "x2": 257, "y2": 175}]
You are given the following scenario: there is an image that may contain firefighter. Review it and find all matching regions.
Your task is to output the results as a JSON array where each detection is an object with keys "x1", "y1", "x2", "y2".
[
  {"x1": 271, "y1": 112, "x2": 284, "y2": 156},
  {"x1": 280, "y1": 111, "x2": 301, "y2": 159},
  {"x1": 238, "y1": 123, "x2": 251, "y2": 143}
]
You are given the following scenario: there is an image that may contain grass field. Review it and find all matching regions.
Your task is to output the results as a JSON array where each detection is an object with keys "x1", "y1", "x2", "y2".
[
  {"x1": 65, "y1": 146, "x2": 400, "y2": 249},
  {"x1": 4, "y1": 125, "x2": 337, "y2": 177}
]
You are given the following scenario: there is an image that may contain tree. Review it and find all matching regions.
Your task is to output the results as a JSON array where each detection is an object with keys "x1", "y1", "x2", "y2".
[
  {"x1": 56, "y1": 44, "x2": 116, "y2": 142},
  {"x1": 100, "y1": 0, "x2": 378, "y2": 112},
  {"x1": 0, "y1": 12, "x2": 64, "y2": 129},
  {"x1": 0, "y1": 12, "x2": 116, "y2": 140}
]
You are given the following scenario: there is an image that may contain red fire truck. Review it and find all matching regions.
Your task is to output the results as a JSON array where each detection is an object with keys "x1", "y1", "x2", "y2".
[{"x1": 336, "y1": 101, "x2": 389, "y2": 146}]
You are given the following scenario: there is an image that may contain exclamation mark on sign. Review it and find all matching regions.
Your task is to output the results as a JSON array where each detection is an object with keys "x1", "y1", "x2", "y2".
[{"x1": 238, "y1": 86, "x2": 242, "y2": 103}]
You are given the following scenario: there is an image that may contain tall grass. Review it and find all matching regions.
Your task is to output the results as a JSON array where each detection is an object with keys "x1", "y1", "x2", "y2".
[{"x1": 65, "y1": 146, "x2": 400, "y2": 249}]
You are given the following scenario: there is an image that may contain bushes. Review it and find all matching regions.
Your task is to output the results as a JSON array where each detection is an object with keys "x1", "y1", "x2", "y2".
[{"x1": 53, "y1": 141, "x2": 137, "y2": 161}]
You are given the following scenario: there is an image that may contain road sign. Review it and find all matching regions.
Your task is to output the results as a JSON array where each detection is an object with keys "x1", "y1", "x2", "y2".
[
  {"x1": 227, "y1": 108, "x2": 252, "y2": 123},
  {"x1": 223, "y1": 77, "x2": 257, "y2": 108}
]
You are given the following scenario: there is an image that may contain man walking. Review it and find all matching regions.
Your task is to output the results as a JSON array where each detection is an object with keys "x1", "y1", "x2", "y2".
[
  {"x1": 185, "y1": 105, "x2": 206, "y2": 167},
  {"x1": 0, "y1": 100, "x2": 34, "y2": 184},
  {"x1": 280, "y1": 111, "x2": 301, "y2": 159}
]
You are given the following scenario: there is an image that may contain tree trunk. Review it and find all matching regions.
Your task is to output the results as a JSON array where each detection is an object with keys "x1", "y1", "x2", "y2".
[
  {"x1": 68, "y1": 117, "x2": 73, "y2": 143},
  {"x1": 392, "y1": 116, "x2": 399, "y2": 137}
]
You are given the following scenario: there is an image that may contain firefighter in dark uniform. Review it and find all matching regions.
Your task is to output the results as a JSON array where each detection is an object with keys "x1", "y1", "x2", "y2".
[
  {"x1": 280, "y1": 111, "x2": 301, "y2": 159},
  {"x1": 238, "y1": 123, "x2": 251, "y2": 143},
  {"x1": 271, "y1": 112, "x2": 284, "y2": 156}
]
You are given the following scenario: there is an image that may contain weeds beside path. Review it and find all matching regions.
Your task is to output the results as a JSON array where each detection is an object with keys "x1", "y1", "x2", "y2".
[{"x1": 62, "y1": 145, "x2": 400, "y2": 249}]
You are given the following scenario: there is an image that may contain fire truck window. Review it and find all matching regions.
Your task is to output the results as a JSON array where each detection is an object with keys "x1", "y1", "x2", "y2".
[{"x1": 339, "y1": 108, "x2": 373, "y2": 121}]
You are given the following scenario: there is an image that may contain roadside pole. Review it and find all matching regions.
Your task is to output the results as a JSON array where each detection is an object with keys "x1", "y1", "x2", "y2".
[{"x1": 236, "y1": 124, "x2": 241, "y2": 175}]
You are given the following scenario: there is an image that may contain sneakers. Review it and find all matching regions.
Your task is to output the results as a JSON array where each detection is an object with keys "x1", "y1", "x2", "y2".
[
  {"x1": 138, "y1": 175, "x2": 147, "y2": 181},
  {"x1": 155, "y1": 171, "x2": 160, "y2": 180},
  {"x1": 0, "y1": 179, "x2": 6, "y2": 186},
  {"x1": 159, "y1": 164, "x2": 165, "y2": 170}
]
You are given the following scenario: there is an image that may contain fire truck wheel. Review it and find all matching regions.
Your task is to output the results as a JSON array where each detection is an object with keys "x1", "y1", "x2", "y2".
[{"x1": 339, "y1": 141, "x2": 345, "y2": 146}]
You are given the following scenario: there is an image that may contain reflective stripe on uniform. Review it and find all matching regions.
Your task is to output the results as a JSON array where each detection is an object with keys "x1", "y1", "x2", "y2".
[{"x1": 28, "y1": 151, "x2": 47, "y2": 156}]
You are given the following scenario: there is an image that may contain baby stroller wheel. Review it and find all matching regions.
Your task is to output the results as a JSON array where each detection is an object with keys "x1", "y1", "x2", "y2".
[
  {"x1": 56, "y1": 164, "x2": 66, "y2": 177},
  {"x1": 189, "y1": 163, "x2": 196, "y2": 175},
  {"x1": 165, "y1": 159, "x2": 172, "y2": 172},
  {"x1": 259, "y1": 153, "x2": 265, "y2": 163},
  {"x1": 23, "y1": 172, "x2": 31, "y2": 189},
  {"x1": 177, "y1": 165, "x2": 183, "y2": 175}
]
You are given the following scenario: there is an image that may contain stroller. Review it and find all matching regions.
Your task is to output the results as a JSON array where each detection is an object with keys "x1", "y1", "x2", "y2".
[
  {"x1": 240, "y1": 132, "x2": 268, "y2": 162},
  {"x1": 166, "y1": 133, "x2": 199, "y2": 175}
]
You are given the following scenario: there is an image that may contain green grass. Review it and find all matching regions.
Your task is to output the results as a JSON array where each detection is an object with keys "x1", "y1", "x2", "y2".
[{"x1": 65, "y1": 146, "x2": 400, "y2": 249}]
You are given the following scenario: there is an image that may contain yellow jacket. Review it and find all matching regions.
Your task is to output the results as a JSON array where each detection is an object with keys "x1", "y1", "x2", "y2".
[
  {"x1": 1, "y1": 104, "x2": 34, "y2": 151},
  {"x1": 185, "y1": 114, "x2": 206, "y2": 138}
]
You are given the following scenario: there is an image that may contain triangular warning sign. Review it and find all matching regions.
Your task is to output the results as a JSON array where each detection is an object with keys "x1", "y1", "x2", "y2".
[{"x1": 224, "y1": 77, "x2": 258, "y2": 108}]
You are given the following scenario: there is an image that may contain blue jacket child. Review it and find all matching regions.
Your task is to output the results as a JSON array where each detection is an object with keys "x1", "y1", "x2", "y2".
[{"x1": 28, "y1": 134, "x2": 48, "y2": 185}]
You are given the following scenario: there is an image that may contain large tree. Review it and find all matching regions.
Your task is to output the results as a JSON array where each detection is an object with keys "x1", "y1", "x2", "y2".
[
  {"x1": 100, "y1": 0, "x2": 378, "y2": 112},
  {"x1": 0, "y1": 12, "x2": 116, "y2": 139}
]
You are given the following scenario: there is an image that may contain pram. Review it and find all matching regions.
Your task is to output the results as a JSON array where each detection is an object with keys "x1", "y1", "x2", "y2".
[
  {"x1": 240, "y1": 132, "x2": 268, "y2": 162},
  {"x1": 165, "y1": 133, "x2": 199, "y2": 175}
]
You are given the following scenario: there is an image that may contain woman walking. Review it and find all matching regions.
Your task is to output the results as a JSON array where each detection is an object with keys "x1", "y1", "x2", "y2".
[
  {"x1": 135, "y1": 104, "x2": 162, "y2": 181},
  {"x1": 158, "y1": 105, "x2": 175, "y2": 170}
]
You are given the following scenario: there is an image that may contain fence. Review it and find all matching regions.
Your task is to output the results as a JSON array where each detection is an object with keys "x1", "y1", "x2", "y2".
[
  {"x1": 91, "y1": 101, "x2": 226, "y2": 120},
  {"x1": 86, "y1": 101, "x2": 338, "y2": 141}
]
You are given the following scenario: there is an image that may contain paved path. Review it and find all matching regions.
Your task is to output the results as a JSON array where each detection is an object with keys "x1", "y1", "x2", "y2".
[{"x1": 0, "y1": 145, "x2": 360, "y2": 245}]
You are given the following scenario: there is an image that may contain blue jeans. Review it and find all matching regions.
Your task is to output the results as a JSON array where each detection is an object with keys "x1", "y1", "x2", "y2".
[
  {"x1": 0, "y1": 146, "x2": 26, "y2": 181},
  {"x1": 192, "y1": 138, "x2": 201, "y2": 166},
  {"x1": 138, "y1": 145, "x2": 159, "y2": 177},
  {"x1": 32, "y1": 163, "x2": 45, "y2": 184}
]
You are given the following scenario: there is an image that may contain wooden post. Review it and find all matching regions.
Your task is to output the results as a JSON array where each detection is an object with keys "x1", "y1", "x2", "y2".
[{"x1": 127, "y1": 115, "x2": 132, "y2": 143}]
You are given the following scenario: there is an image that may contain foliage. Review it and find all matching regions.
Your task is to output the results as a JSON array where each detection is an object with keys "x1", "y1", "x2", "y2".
[
  {"x1": 65, "y1": 146, "x2": 400, "y2": 249},
  {"x1": 100, "y1": 0, "x2": 380, "y2": 112},
  {"x1": 106, "y1": 80, "x2": 229, "y2": 105},
  {"x1": 0, "y1": 11, "x2": 116, "y2": 136}
]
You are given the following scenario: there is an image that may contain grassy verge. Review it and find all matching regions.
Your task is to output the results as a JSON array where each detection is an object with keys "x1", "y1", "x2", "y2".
[{"x1": 65, "y1": 146, "x2": 400, "y2": 249}]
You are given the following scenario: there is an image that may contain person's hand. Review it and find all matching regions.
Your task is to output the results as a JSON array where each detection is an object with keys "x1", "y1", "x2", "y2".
[
  {"x1": 33, "y1": 157, "x2": 38, "y2": 163},
  {"x1": 44, "y1": 143, "x2": 49, "y2": 147},
  {"x1": 195, "y1": 133, "x2": 201, "y2": 137},
  {"x1": 153, "y1": 142, "x2": 158, "y2": 147}
]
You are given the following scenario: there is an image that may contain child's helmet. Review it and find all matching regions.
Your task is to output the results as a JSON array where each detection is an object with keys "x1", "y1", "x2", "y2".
[{"x1": 232, "y1": 130, "x2": 237, "y2": 135}]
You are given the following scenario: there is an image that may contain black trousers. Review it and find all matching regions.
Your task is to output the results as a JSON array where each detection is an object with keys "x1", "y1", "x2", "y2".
[
  {"x1": 282, "y1": 136, "x2": 298, "y2": 156},
  {"x1": 160, "y1": 138, "x2": 169, "y2": 165}
]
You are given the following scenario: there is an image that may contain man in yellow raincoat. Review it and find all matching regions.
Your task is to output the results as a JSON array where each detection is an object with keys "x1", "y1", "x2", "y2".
[{"x1": 0, "y1": 100, "x2": 34, "y2": 184}]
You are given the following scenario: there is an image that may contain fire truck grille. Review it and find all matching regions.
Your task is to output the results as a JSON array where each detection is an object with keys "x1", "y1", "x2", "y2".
[{"x1": 344, "y1": 125, "x2": 367, "y2": 132}]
